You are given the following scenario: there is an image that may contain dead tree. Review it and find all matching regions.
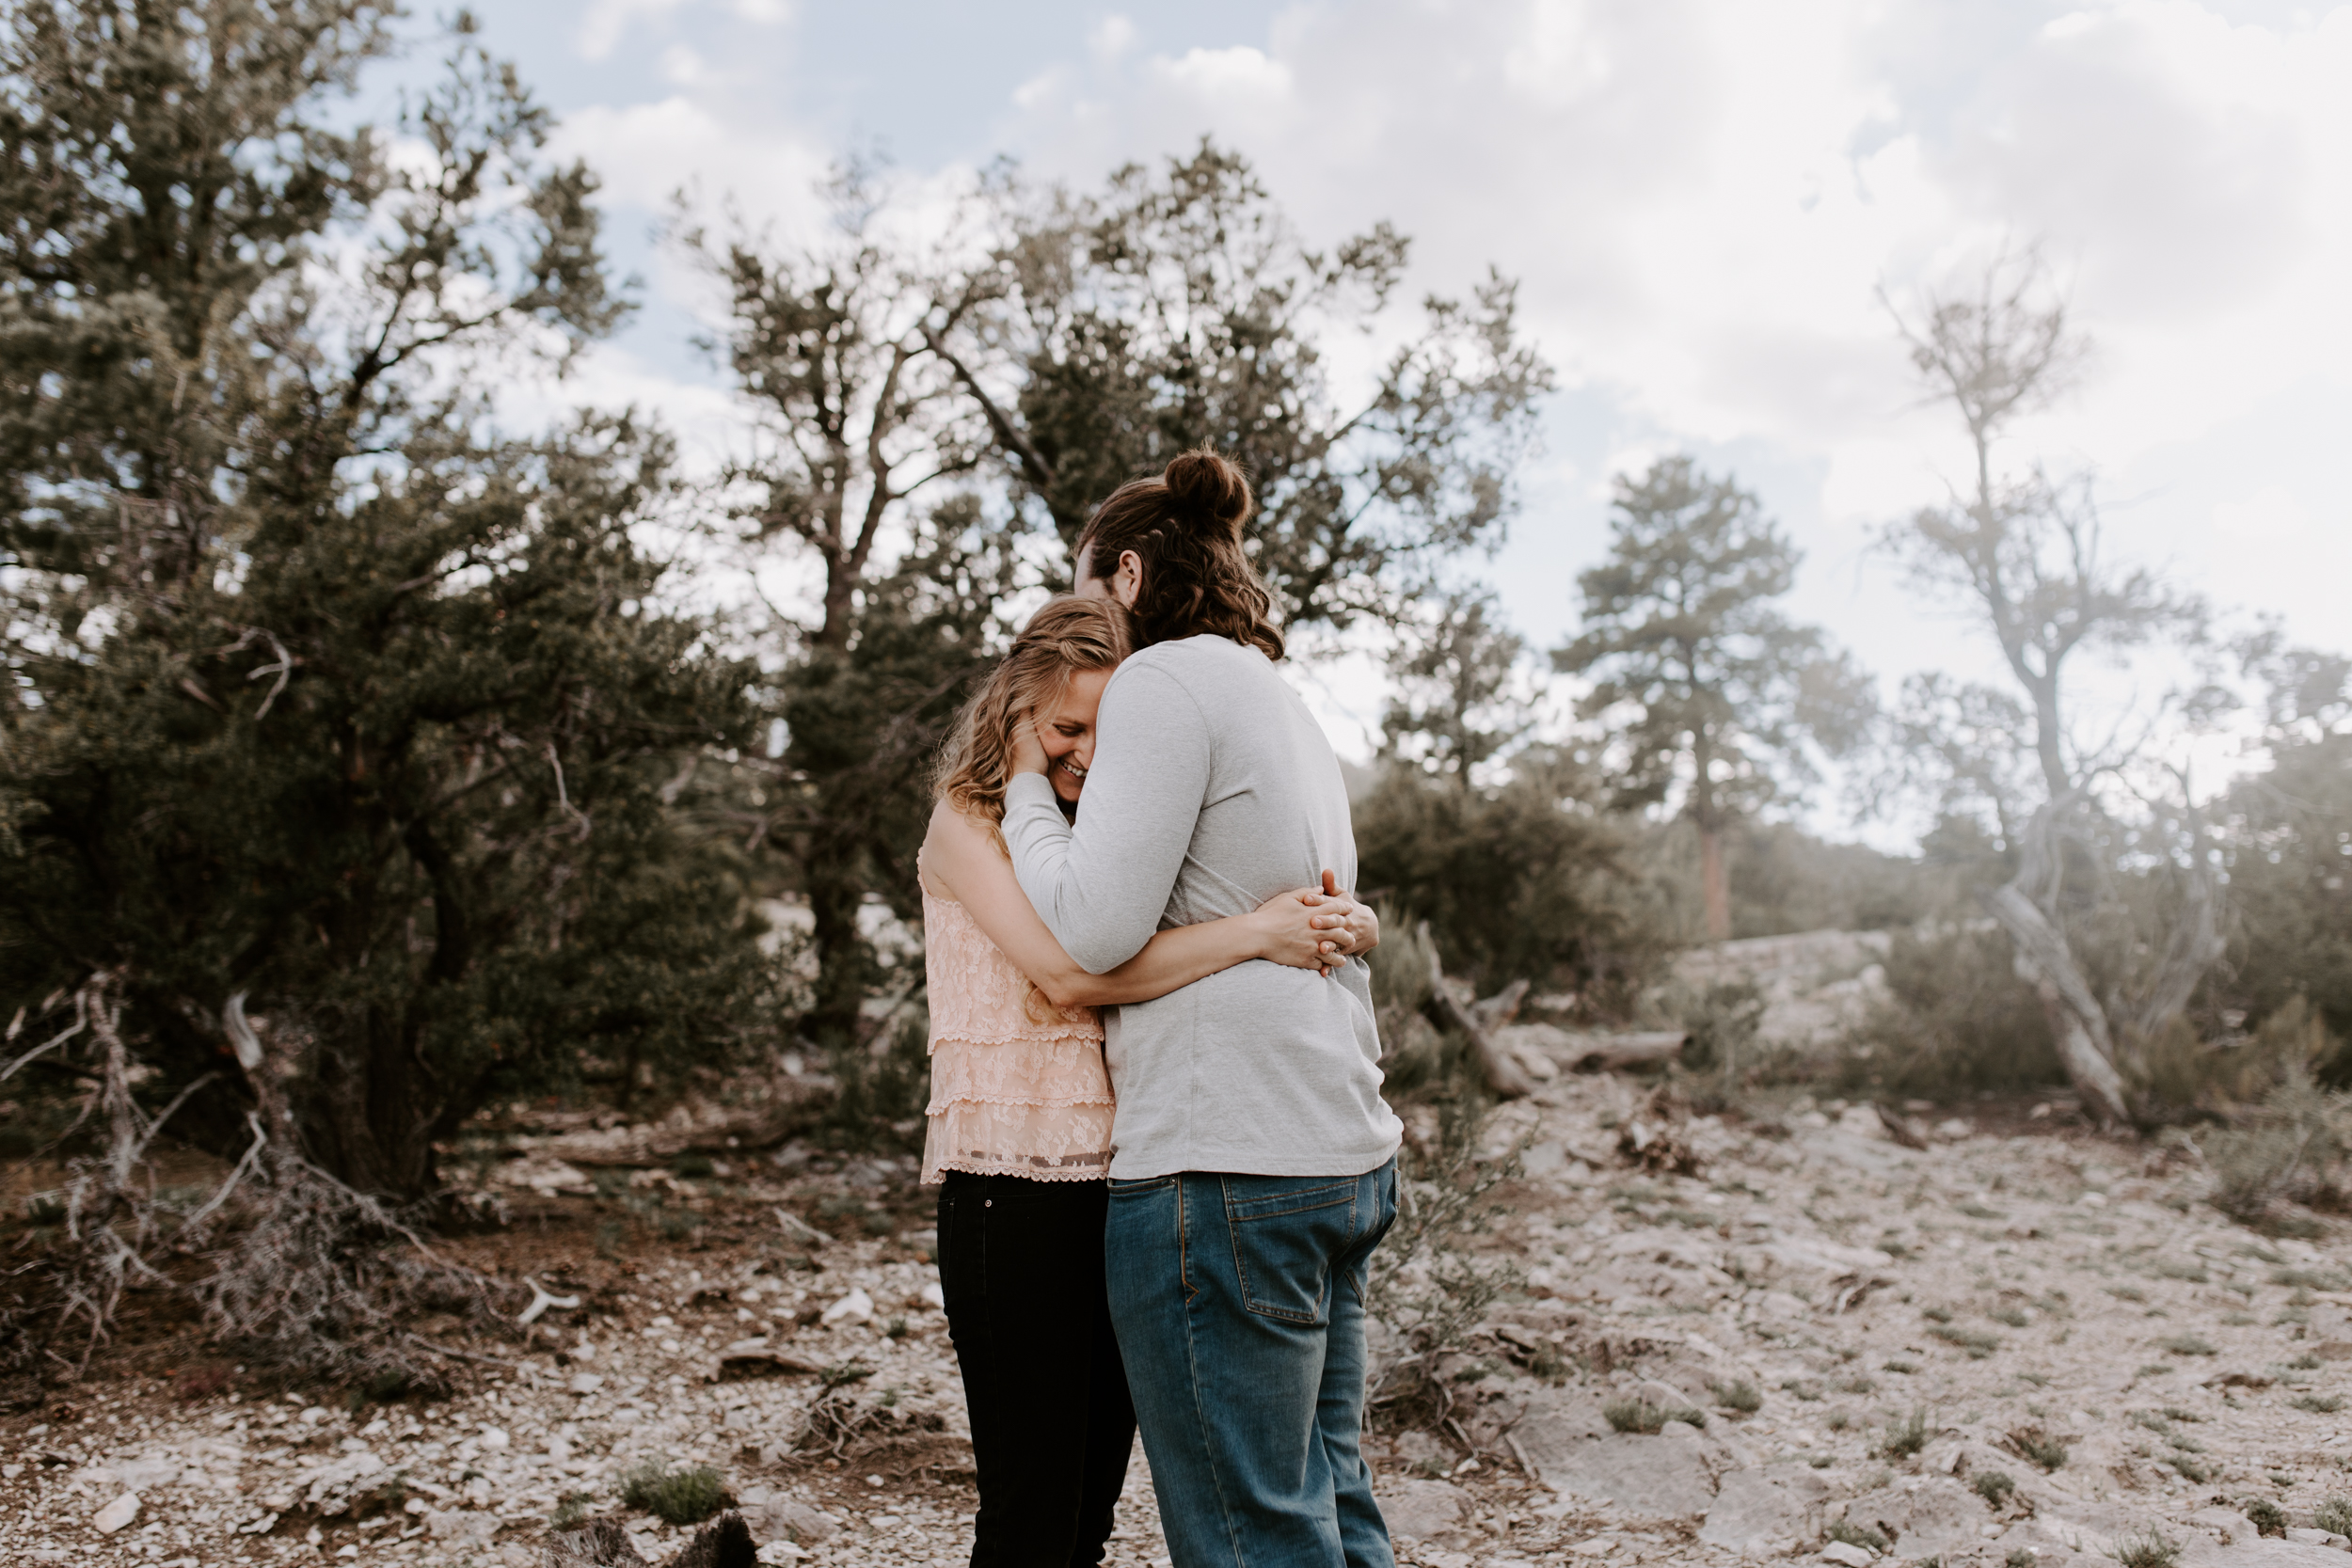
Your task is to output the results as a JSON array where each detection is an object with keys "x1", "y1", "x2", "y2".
[{"x1": 1883, "y1": 246, "x2": 2219, "y2": 1127}]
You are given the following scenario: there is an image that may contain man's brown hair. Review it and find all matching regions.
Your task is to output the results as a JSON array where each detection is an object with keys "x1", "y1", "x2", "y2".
[{"x1": 1078, "y1": 449, "x2": 1284, "y2": 660}]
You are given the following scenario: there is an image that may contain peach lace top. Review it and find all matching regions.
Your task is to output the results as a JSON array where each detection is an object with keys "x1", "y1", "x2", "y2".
[{"x1": 919, "y1": 854, "x2": 1115, "y2": 1185}]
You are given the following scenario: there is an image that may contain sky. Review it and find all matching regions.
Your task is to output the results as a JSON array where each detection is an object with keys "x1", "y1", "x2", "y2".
[{"x1": 398, "y1": 0, "x2": 2352, "y2": 802}]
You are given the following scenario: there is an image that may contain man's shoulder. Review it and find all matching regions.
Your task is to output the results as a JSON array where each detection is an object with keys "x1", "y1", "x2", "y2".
[{"x1": 1119, "y1": 635, "x2": 1273, "y2": 690}]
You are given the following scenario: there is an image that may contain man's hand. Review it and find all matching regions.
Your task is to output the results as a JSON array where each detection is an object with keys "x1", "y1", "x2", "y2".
[{"x1": 1307, "y1": 869, "x2": 1379, "y2": 962}]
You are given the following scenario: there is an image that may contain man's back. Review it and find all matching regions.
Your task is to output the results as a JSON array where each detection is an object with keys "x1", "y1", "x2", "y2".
[{"x1": 1002, "y1": 634, "x2": 1402, "y2": 1180}]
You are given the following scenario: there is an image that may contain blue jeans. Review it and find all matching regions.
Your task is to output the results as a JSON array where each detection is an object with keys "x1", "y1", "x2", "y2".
[{"x1": 1104, "y1": 1160, "x2": 1398, "y2": 1568}]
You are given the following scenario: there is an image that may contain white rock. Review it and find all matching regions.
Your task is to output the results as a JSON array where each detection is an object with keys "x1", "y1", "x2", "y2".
[
  {"x1": 479, "y1": 1427, "x2": 509, "y2": 1449},
  {"x1": 570, "y1": 1372, "x2": 606, "y2": 1395},
  {"x1": 918, "y1": 1281, "x2": 946, "y2": 1310},
  {"x1": 821, "y1": 1287, "x2": 874, "y2": 1324},
  {"x1": 298, "y1": 1406, "x2": 329, "y2": 1424},
  {"x1": 92, "y1": 1493, "x2": 141, "y2": 1533},
  {"x1": 1820, "y1": 1543, "x2": 1877, "y2": 1567}
]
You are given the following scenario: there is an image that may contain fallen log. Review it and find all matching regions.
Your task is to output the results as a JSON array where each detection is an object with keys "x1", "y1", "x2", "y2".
[
  {"x1": 1421, "y1": 925, "x2": 1534, "y2": 1100},
  {"x1": 534, "y1": 1072, "x2": 837, "y2": 1167},
  {"x1": 1550, "y1": 1030, "x2": 1688, "y2": 1072}
]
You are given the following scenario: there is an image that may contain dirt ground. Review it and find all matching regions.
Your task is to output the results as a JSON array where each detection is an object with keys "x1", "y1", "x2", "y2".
[{"x1": 4, "y1": 1058, "x2": 2350, "y2": 1568}]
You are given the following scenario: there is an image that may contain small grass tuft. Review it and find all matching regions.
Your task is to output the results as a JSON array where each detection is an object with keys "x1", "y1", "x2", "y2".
[
  {"x1": 2007, "y1": 1551, "x2": 2038, "y2": 1568},
  {"x1": 2294, "y1": 1393, "x2": 2346, "y2": 1414},
  {"x1": 2106, "y1": 1284, "x2": 2148, "y2": 1303},
  {"x1": 620, "y1": 1461, "x2": 729, "y2": 1526},
  {"x1": 1989, "y1": 1305, "x2": 2031, "y2": 1328},
  {"x1": 2165, "y1": 1453, "x2": 2213, "y2": 1483},
  {"x1": 1827, "y1": 1519, "x2": 1893, "y2": 1554},
  {"x1": 1959, "y1": 1201, "x2": 2008, "y2": 1220},
  {"x1": 2273, "y1": 1266, "x2": 2352, "y2": 1291},
  {"x1": 2013, "y1": 1429, "x2": 2068, "y2": 1471},
  {"x1": 1931, "y1": 1323, "x2": 2003, "y2": 1357},
  {"x1": 2157, "y1": 1334, "x2": 2217, "y2": 1357},
  {"x1": 2113, "y1": 1528, "x2": 2181, "y2": 1568},
  {"x1": 1603, "y1": 1395, "x2": 1706, "y2": 1433},
  {"x1": 2315, "y1": 1497, "x2": 2352, "y2": 1538},
  {"x1": 1825, "y1": 1411, "x2": 1852, "y2": 1432},
  {"x1": 1709, "y1": 1378, "x2": 1763, "y2": 1414},
  {"x1": 1973, "y1": 1469, "x2": 2017, "y2": 1505},
  {"x1": 1880, "y1": 1408, "x2": 1931, "y2": 1459},
  {"x1": 2238, "y1": 1498, "x2": 2288, "y2": 1538}
]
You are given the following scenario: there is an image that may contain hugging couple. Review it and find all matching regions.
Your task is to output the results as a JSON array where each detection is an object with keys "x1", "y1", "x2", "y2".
[{"x1": 915, "y1": 448, "x2": 1406, "y2": 1568}]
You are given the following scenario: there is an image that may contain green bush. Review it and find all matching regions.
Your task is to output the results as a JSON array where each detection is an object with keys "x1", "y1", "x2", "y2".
[
  {"x1": 1972, "y1": 1469, "x2": 2016, "y2": 1504},
  {"x1": 1836, "y1": 925, "x2": 2063, "y2": 1100},
  {"x1": 2315, "y1": 1497, "x2": 2352, "y2": 1537},
  {"x1": 620, "y1": 1462, "x2": 728, "y2": 1525},
  {"x1": 1353, "y1": 753, "x2": 1669, "y2": 1004}
]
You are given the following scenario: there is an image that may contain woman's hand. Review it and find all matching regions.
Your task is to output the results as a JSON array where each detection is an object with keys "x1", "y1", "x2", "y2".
[
  {"x1": 1250, "y1": 885, "x2": 1361, "y2": 975},
  {"x1": 1009, "y1": 709, "x2": 1050, "y2": 778}
]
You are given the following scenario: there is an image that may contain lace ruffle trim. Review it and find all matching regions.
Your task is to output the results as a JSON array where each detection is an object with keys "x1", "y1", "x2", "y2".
[{"x1": 920, "y1": 1101, "x2": 1115, "y2": 1186}]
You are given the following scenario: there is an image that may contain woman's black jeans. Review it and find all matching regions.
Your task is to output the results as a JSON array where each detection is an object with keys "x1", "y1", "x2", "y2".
[{"x1": 937, "y1": 1171, "x2": 1136, "y2": 1568}]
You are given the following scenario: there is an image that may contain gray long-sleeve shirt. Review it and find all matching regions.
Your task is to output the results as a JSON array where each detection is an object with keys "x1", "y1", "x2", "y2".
[{"x1": 1001, "y1": 633, "x2": 1403, "y2": 1180}]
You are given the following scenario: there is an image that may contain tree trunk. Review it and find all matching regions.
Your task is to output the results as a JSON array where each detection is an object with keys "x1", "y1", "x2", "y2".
[
  {"x1": 1979, "y1": 798, "x2": 2131, "y2": 1128},
  {"x1": 803, "y1": 869, "x2": 870, "y2": 1056},
  {"x1": 1419, "y1": 923, "x2": 1534, "y2": 1099},
  {"x1": 1698, "y1": 822, "x2": 1730, "y2": 943}
]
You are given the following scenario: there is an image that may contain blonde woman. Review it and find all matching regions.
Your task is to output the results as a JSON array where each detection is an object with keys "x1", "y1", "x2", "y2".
[{"x1": 920, "y1": 594, "x2": 1374, "y2": 1567}]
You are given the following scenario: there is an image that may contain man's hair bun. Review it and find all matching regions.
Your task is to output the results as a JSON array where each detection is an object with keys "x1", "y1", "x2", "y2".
[
  {"x1": 1160, "y1": 449, "x2": 1253, "y2": 538},
  {"x1": 1077, "y1": 446, "x2": 1282, "y2": 660}
]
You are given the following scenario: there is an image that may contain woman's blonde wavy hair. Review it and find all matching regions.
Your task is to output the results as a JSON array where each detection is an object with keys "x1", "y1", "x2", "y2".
[{"x1": 934, "y1": 594, "x2": 1135, "y2": 837}]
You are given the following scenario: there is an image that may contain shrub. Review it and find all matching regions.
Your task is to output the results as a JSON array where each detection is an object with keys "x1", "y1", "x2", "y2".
[
  {"x1": 1836, "y1": 924, "x2": 2062, "y2": 1099},
  {"x1": 620, "y1": 1462, "x2": 728, "y2": 1525},
  {"x1": 2201, "y1": 1063, "x2": 2352, "y2": 1224},
  {"x1": 2315, "y1": 1497, "x2": 2352, "y2": 1538},
  {"x1": 2156, "y1": 1335, "x2": 2216, "y2": 1357},
  {"x1": 1972, "y1": 1469, "x2": 2017, "y2": 1505},
  {"x1": 2294, "y1": 1394, "x2": 2345, "y2": 1414},
  {"x1": 1353, "y1": 753, "x2": 1670, "y2": 1003}
]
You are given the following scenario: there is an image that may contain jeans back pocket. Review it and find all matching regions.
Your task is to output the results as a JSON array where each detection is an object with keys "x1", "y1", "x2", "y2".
[{"x1": 1221, "y1": 1176, "x2": 1359, "y2": 1324}]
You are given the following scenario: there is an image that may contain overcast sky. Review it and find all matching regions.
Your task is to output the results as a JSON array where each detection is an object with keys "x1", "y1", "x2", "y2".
[{"x1": 424, "y1": 0, "x2": 2351, "y2": 780}]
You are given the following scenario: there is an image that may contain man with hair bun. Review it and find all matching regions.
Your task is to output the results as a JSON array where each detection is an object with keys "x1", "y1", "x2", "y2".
[{"x1": 1005, "y1": 448, "x2": 1404, "y2": 1568}]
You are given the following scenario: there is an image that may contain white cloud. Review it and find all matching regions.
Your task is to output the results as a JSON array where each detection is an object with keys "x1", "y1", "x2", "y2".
[
  {"x1": 980, "y1": 0, "x2": 2352, "y2": 682},
  {"x1": 578, "y1": 0, "x2": 691, "y2": 62}
]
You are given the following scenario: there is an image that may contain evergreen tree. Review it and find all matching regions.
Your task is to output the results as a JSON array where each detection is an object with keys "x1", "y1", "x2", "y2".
[
  {"x1": 1554, "y1": 456, "x2": 1867, "y2": 942},
  {"x1": 0, "y1": 5, "x2": 762, "y2": 1204}
]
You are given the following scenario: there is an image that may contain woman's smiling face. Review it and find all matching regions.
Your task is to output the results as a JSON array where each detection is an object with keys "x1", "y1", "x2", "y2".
[{"x1": 1039, "y1": 668, "x2": 1111, "y2": 805}]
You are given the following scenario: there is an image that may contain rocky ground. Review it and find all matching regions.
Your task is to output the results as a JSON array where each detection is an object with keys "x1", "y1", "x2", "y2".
[{"x1": 6, "y1": 1040, "x2": 2352, "y2": 1568}]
